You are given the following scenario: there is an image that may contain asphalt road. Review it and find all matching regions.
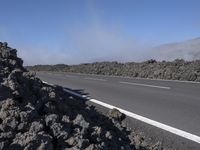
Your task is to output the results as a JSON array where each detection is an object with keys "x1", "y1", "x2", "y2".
[{"x1": 37, "y1": 71, "x2": 200, "y2": 138}]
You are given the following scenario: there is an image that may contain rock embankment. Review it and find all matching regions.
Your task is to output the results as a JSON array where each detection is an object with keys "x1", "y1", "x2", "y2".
[
  {"x1": 28, "y1": 60, "x2": 200, "y2": 82},
  {"x1": 0, "y1": 43, "x2": 166, "y2": 149}
]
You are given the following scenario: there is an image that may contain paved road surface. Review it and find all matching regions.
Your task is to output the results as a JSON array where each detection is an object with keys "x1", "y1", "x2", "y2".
[{"x1": 37, "y1": 71, "x2": 200, "y2": 138}]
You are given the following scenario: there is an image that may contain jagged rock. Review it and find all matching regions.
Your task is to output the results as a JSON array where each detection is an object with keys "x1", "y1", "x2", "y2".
[
  {"x1": 11, "y1": 131, "x2": 53, "y2": 149},
  {"x1": 0, "y1": 42, "x2": 165, "y2": 149},
  {"x1": 45, "y1": 114, "x2": 58, "y2": 126},
  {"x1": 75, "y1": 138, "x2": 90, "y2": 149},
  {"x1": 28, "y1": 60, "x2": 200, "y2": 82},
  {"x1": 108, "y1": 108, "x2": 125, "y2": 121},
  {"x1": 62, "y1": 115, "x2": 70, "y2": 123},
  {"x1": 2, "y1": 42, "x2": 8, "y2": 48},
  {"x1": 105, "y1": 131, "x2": 112, "y2": 140},
  {"x1": 50, "y1": 123, "x2": 69, "y2": 140},
  {"x1": 29, "y1": 121, "x2": 44, "y2": 133},
  {"x1": 134, "y1": 135, "x2": 144, "y2": 149},
  {"x1": 85, "y1": 144, "x2": 95, "y2": 150},
  {"x1": 73, "y1": 114, "x2": 89, "y2": 129},
  {"x1": 65, "y1": 137, "x2": 76, "y2": 146}
]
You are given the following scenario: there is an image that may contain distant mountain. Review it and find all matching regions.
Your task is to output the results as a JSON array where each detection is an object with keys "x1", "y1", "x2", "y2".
[{"x1": 151, "y1": 37, "x2": 200, "y2": 61}]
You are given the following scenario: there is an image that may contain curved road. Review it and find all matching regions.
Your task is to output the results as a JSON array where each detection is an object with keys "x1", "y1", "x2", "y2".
[{"x1": 37, "y1": 71, "x2": 200, "y2": 141}]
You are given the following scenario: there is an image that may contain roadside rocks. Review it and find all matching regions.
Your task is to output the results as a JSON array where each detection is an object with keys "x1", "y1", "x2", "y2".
[
  {"x1": 0, "y1": 42, "x2": 167, "y2": 149},
  {"x1": 28, "y1": 59, "x2": 200, "y2": 82},
  {"x1": 108, "y1": 108, "x2": 125, "y2": 121}
]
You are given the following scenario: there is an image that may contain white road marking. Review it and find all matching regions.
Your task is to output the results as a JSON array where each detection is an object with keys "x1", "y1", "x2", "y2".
[
  {"x1": 89, "y1": 99, "x2": 200, "y2": 144},
  {"x1": 84, "y1": 77, "x2": 106, "y2": 82},
  {"x1": 42, "y1": 80, "x2": 200, "y2": 144},
  {"x1": 42, "y1": 81, "x2": 54, "y2": 86},
  {"x1": 68, "y1": 72, "x2": 200, "y2": 84},
  {"x1": 42, "y1": 81, "x2": 48, "y2": 84},
  {"x1": 135, "y1": 77, "x2": 200, "y2": 84},
  {"x1": 120, "y1": 81, "x2": 171, "y2": 90},
  {"x1": 65, "y1": 75, "x2": 78, "y2": 78}
]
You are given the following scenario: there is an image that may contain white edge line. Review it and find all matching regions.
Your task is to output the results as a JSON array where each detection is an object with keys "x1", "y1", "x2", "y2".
[
  {"x1": 65, "y1": 75, "x2": 78, "y2": 78},
  {"x1": 66, "y1": 72, "x2": 200, "y2": 84},
  {"x1": 89, "y1": 99, "x2": 200, "y2": 144},
  {"x1": 42, "y1": 80, "x2": 200, "y2": 144},
  {"x1": 120, "y1": 81, "x2": 171, "y2": 90},
  {"x1": 84, "y1": 77, "x2": 107, "y2": 81},
  {"x1": 42, "y1": 81, "x2": 54, "y2": 86},
  {"x1": 39, "y1": 71, "x2": 200, "y2": 84}
]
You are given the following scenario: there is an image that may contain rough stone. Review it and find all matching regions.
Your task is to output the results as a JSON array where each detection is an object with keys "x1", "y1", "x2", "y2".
[
  {"x1": 108, "y1": 108, "x2": 124, "y2": 121},
  {"x1": 28, "y1": 60, "x2": 200, "y2": 82},
  {"x1": 0, "y1": 42, "x2": 166, "y2": 149}
]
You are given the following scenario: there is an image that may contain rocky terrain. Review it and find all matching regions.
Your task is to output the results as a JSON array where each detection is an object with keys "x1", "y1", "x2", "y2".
[
  {"x1": 0, "y1": 43, "x2": 170, "y2": 149},
  {"x1": 28, "y1": 59, "x2": 200, "y2": 82}
]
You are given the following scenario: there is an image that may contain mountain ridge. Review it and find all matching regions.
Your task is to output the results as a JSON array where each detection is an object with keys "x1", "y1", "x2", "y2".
[{"x1": 151, "y1": 37, "x2": 200, "y2": 61}]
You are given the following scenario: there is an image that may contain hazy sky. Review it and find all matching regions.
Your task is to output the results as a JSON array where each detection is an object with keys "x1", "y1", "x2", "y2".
[{"x1": 0, "y1": 0, "x2": 200, "y2": 65}]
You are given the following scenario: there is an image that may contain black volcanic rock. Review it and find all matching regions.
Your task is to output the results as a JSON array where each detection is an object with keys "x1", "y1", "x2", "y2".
[
  {"x1": 0, "y1": 42, "x2": 167, "y2": 149},
  {"x1": 27, "y1": 59, "x2": 200, "y2": 82}
]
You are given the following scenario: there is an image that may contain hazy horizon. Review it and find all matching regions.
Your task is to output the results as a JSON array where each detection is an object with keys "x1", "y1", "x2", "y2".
[{"x1": 1, "y1": 0, "x2": 200, "y2": 65}]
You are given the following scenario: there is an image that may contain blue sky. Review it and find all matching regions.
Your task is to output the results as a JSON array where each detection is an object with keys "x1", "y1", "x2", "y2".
[{"x1": 0, "y1": 0, "x2": 200, "y2": 65}]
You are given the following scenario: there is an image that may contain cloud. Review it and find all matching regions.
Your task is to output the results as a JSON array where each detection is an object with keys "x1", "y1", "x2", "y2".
[
  {"x1": 14, "y1": 24, "x2": 153, "y2": 65},
  {"x1": 0, "y1": 26, "x2": 73, "y2": 66},
  {"x1": 60, "y1": 0, "x2": 152, "y2": 63},
  {"x1": 15, "y1": 23, "x2": 152, "y2": 65},
  {"x1": 150, "y1": 37, "x2": 200, "y2": 61},
  {"x1": 2, "y1": 0, "x2": 152, "y2": 65},
  {"x1": 17, "y1": 46, "x2": 73, "y2": 66},
  {"x1": 63, "y1": 24, "x2": 151, "y2": 64}
]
